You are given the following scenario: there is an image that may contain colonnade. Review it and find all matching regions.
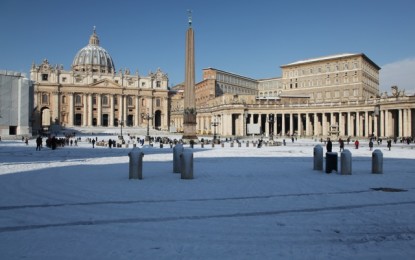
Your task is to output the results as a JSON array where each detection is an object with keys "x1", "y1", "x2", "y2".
[
  {"x1": 53, "y1": 92, "x2": 168, "y2": 130},
  {"x1": 171, "y1": 107, "x2": 413, "y2": 139}
]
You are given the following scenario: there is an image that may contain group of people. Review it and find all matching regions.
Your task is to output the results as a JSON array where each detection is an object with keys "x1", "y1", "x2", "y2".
[{"x1": 326, "y1": 136, "x2": 396, "y2": 152}]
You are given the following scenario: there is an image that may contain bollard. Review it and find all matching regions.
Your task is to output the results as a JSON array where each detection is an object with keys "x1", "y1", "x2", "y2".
[
  {"x1": 238, "y1": 142, "x2": 241, "y2": 148},
  {"x1": 180, "y1": 150, "x2": 194, "y2": 180},
  {"x1": 173, "y1": 144, "x2": 184, "y2": 173},
  {"x1": 128, "y1": 148, "x2": 144, "y2": 179},
  {"x1": 325, "y1": 152, "x2": 338, "y2": 174},
  {"x1": 313, "y1": 145, "x2": 323, "y2": 171},
  {"x1": 230, "y1": 142, "x2": 234, "y2": 148},
  {"x1": 246, "y1": 142, "x2": 249, "y2": 147},
  {"x1": 221, "y1": 142, "x2": 224, "y2": 148},
  {"x1": 340, "y1": 149, "x2": 352, "y2": 175},
  {"x1": 212, "y1": 142, "x2": 215, "y2": 148},
  {"x1": 201, "y1": 143, "x2": 204, "y2": 148},
  {"x1": 372, "y1": 149, "x2": 383, "y2": 174}
]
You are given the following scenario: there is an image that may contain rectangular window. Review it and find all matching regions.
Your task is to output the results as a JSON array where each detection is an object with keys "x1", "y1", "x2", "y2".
[
  {"x1": 353, "y1": 89, "x2": 359, "y2": 96},
  {"x1": 42, "y1": 74, "x2": 48, "y2": 81},
  {"x1": 344, "y1": 90, "x2": 349, "y2": 97},
  {"x1": 62, "y1": 77, "x2": 67, "y2": 82},
  {"x1": 156, "y1": 81, "x2": 161, "y2": 88}
]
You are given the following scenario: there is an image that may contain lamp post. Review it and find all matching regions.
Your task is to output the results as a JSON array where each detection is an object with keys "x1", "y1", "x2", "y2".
[
  {"x1": 120, "y1": 120, "x2": 124, "y2": 139},
  {"x1": 211, "y1": 116, "x2": 220, "y2": 143},
  {"x1": 268, "y1": 114, "x2": 274, "y2": 141},
  {"x1": 141, "y1": 111, "x2": 153, "y2": 142}
]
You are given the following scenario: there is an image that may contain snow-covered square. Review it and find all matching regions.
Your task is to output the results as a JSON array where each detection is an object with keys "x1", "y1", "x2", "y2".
[{"x1": 1, "y1": 132, "x2": 414, "y2": 259}]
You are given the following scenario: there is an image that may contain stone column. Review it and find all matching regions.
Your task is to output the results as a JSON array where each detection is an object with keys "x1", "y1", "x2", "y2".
[
  {"x1": 53, "y1": 92, "x2": 59, "y2": 123},
  {"x1": 347, "y1": 112, "x2": 351, "y2": 137},
  {"x1": 313, "y1": 113, "x2": 318, "y2": 136},
  {"x1": 384, "y1": 110, "x2": 389, "y2": 137},
  {"x1": 339, "y1": 112, "x2": 344, "y2": 136},
  {"x1": 365, "y1": 111, "x2": 369, "y2": 137},
  {"x1": 69, "y1": 93, "x2": 74, "y2": 126},
  {"x1": 265, "y1": 114, "x2": 269, "y2": 137},
  {"x1": 83, "y1": 95, "x2": 88, "y2": 126},
  {"x1": 407, "y1": 109, "x2": 412, "y2": 137},
  {"x1": 322, "y1": 113, "x2": 327, "y2": 136},
  {"x1": 374, "y1": 114, "x2": 378, "y2": 137},
  {"x1": 135, "y1": 96, "x2": 139, "y2": 127},
  {"x1": 109, "y1": 95, "x2": 114, "y2": 127},
  {"x1": 355, "y1": 112, "x2": 360, "y2": 137},
  {"x1": 289, "y1": 113, "x2": 293, "y2": 136},
  {"x1": 282, "y1": 113, "x2": 286, "y2": 136},
  {"x1": 88, "y1": 94, "x2": 93, "y2": 126},
  {"x1": 399, "y1": 109, "x2": 403, "y2": 137},
  {"x1": 97, "y1": 94, "x2": 102, "y2": 126},
  {"x1": 297, "y1": 113, "x2": 302, "y2": 136},
  {"x1": 123, "y1": 95, "x2": 128, "y2": 123},
  {"x1": 380, "y1": 110, "x2": 385, "y2": 137},
  {"x1": 306, "y1": 113, "x2": 310, "y2": 136}
]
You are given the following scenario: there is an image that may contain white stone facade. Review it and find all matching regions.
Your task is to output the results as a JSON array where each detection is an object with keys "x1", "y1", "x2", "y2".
[{"x1": 31, "y1": 30, "x2": 169, "y2": 134}]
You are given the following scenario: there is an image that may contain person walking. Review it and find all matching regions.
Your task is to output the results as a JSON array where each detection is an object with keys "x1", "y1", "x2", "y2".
[
  {"x1": 387, "y1": 139, "x2": 392, "y2": 151},
  {"x1": 92, "y1": 139, "x2": 95, "y2": 148},
  {"x1": 354, "y1": 140, "x2": 359, "y2": 149},
  {"x1": 369, "y1": 140, "x2": 374, "y2": 151},
  {"x1": 339, "y1": 138, "x2": 344, "y2": 152},
  {"x1": 36, "y1": 136, "x2": 42, "y2": 151}
]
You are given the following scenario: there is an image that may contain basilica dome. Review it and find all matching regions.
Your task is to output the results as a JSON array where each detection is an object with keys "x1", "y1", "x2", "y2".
[{"x1": 72, "y1": 28, "x2": 115, "y2": 74}]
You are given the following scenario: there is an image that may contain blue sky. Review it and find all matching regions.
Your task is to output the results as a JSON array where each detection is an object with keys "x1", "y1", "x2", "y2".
[{"x1": 1, "y1": 0, "x2": 414, "y2": 93}]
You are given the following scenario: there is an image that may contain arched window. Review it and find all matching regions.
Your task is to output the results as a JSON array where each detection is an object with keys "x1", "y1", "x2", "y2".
[
  {"x1": 102, "y1": 95, "x2": 108, "y2": 106},
  {"x1": 62, "y1": 95, "x2": 66, "y2": 104},
  {"x1": 128, "y1": 96, "x2": 133, "y2": 106},
  {"x1": 75, "y1": 94, "x2": 82, "y2": 105},
  {"x1": 156, "y1": 98, "x2": 161, "y2": 107}
]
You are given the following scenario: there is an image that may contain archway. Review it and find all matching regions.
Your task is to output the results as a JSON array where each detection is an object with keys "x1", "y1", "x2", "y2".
[
  {"x1": 154, "y1": 110, "x2": 162, "y2": 130},
  {"x1": 41, "y1": 107, "x2": 51, "y2": 130}
]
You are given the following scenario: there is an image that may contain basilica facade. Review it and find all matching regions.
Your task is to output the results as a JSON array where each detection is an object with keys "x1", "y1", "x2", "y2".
[{"x1": 31, "y1": 29, "x2": 169, "y2": 134}]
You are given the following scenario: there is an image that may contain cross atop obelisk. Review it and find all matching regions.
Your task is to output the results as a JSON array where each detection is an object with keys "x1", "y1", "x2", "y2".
[{"x1": 182, "y1": 10, "x2": 198, "y2": 142}]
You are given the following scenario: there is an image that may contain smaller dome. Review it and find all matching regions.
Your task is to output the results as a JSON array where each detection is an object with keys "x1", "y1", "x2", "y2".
[{"x1": 72, "y1": 28, "x2": 115, "y2": 74}]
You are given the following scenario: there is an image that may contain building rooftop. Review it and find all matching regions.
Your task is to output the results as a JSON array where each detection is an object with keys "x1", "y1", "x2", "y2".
[{"x1": 282, "y1": 53, "x2": 358, "y2": 67}]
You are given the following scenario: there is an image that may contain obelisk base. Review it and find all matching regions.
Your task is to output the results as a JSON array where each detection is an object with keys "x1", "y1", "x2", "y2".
[{"x1": 182, "y1": 123, "x2": 199, "y2": 143}]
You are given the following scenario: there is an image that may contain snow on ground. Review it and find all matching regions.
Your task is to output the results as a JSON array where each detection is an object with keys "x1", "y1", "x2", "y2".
[{"x1": 0, "y1": 131, "x2": 415, "y2": 259}]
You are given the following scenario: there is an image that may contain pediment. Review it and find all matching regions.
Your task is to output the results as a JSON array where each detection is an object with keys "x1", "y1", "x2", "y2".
[{"x1": 89, "y1": 79, "x2": 121, "y2": 88}]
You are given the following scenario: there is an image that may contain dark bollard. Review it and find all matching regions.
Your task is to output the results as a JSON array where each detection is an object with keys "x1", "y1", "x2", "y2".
[
  {"x1": 180, "y1": 150, "x2": 194, "y2": 180},
  {"x1": 340, "y1": 149, "x2": 352, "y2": 175},
  {"x1": 313, "y1": 145, "x2": 323, "y2": 171},
  {"x1": 325, "y1": 152, "x2": 338, "y2": 174},
  {"x1": 173, "y1": 144, "x2": 184, "y2": 173},
  {"x1": 372, "y1": 149, "x2": 383, "y2": 174},
  {"x1": 128, "y1": 148, "x2": 144, "y2": 179}
]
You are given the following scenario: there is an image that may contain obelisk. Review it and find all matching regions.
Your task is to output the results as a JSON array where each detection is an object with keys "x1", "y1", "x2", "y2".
[{"x1": 182, "y1": 11, "x2": 198, "y2": 142}]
